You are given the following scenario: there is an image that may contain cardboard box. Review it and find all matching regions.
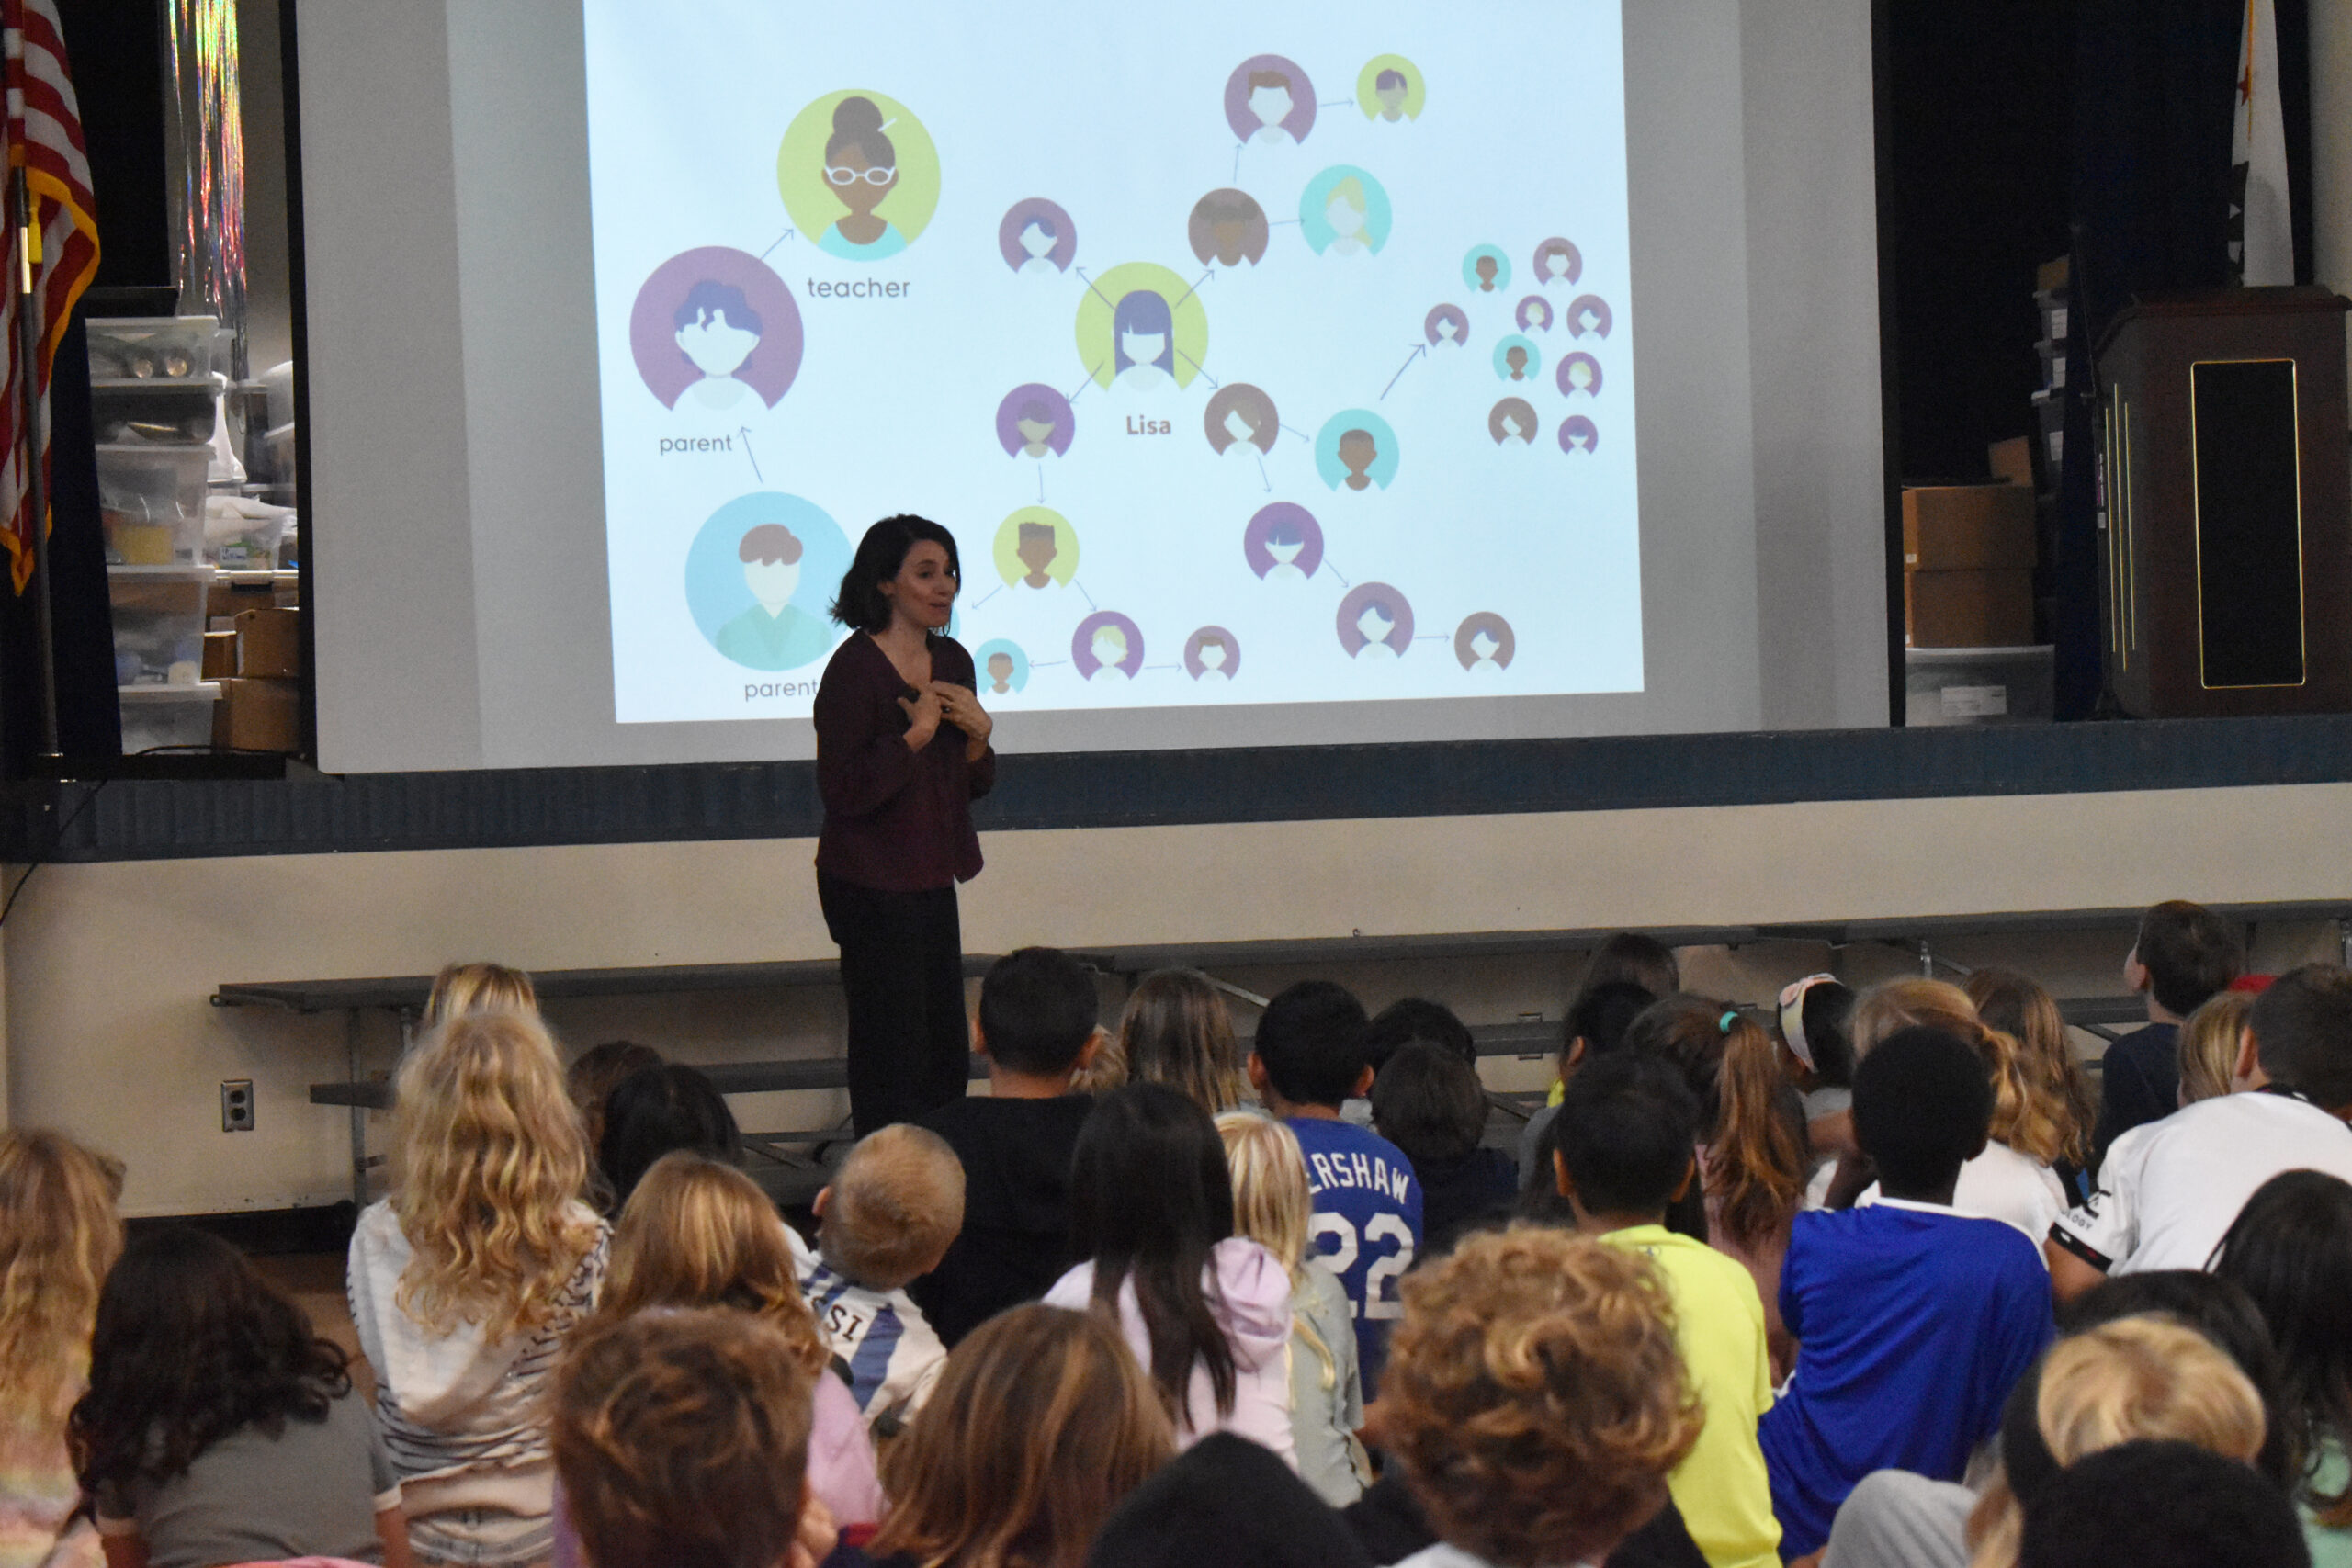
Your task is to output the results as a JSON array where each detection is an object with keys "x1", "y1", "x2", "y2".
[
  {"x1": 1905, "y1": 569, "x2": 2036, "y2": 648},
  {"x1": 1902, "y1": 484, "x2": 2037, "y2": 571},
  {"x1": 212, "y1": 677, "x2": 300, "y2": 752},
  {"x1": 234, "y1": 606, "x2": 302, "y2": 678},
  {"x1": 1988, "y1": 437, "x2": 2034, "y2": 491},
  {"x1": 200, "y1": 629, "x2": 236, "y2": 681}
]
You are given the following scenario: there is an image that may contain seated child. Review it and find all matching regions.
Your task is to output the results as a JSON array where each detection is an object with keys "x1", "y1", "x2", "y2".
[
  {"x1": 1046, "y1": 1084, "x2": 1294, "y2": 1458},
  {"x1": 912, "y1": 946, "x2": 1104, "y2": 1347},
  {"x1": 2094, "y1": 900, "x2": 2244, "y2": 1160},
  {"x1": 1517, "y1": 980, "x2": 1657, "y2": 1188},
  {"x1": 1551, "y1": 1054, "x2": 1780, "y2": 1568},
  {"x1": 1759, "y1": 1026, "x2": 2053, "y2": 1560},
  {"x1": 2050, "y1": 964, "x2": 2352, "y2": 1299},
  {"x1": 550, "y1": 1308, "x2": 824, "y2": 1568},
  {"x1": 1250, "y1": 981, "x2": 1423, "y2": 1390},
  {"x1": 869, "y1": 1304, "x2": 1174, "y2": 1568},
  {"x1": 1365, "y1": 998, "x2": 1478, "y2": 1070},
  {"x1": 791, "y1": 1123, "x2": 962, "y2": 1432},
  {"x1": 563, "y1": 1040, "x2": 662, "y2": 1158},
  {"x1": 73, "y1": 1227, "x2": 408, "y2": 1568},
  {"x1": 1379, "y1": 1226, "x2": 1702, "y2": 1568},
  {"x1": 1218, "y1": 1111, "x2": 1372, "y2": 1506},
  {"x1": 596, "y1": 1062, "x2": 741, "y2": 1212},
  {"x1": 2018, "y1": 1442, "x2": 2308, "y2": 1568},
  {"x1": 1371, "y1": 1043, "x2": 1515, "y2": 1255},
  {"x1": 593, "y1": 1151, "x2": 881, "y2": 1531}
]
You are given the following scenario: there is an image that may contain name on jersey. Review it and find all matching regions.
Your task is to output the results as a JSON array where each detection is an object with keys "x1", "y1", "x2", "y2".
[{"x1": 1307, "y1": 1150, "x2": 1413, "y2": 1204}]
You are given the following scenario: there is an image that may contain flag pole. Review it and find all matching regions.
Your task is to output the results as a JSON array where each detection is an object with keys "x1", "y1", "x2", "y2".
[{"x1": 13, "y1": 154, "x2": 58, "y2": 760}]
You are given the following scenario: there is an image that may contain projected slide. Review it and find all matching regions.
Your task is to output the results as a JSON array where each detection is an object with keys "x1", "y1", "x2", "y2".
[{"x1": 581, "y1": 2, "x2": 1639, "y2": 726}]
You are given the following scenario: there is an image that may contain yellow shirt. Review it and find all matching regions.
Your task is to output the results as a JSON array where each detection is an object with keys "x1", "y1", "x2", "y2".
[{"x1": 1604, "y1": 1224, "x2": 1781, "y2": 1568}]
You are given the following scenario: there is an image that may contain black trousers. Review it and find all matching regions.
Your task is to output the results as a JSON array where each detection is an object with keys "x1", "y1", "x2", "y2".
[{"x1": 818, "y1": 871, "x2": 972, "y2": 1134}]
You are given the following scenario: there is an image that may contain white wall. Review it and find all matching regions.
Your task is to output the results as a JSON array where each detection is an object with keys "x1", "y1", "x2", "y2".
[{"x1": 6, "y1": 782, "x2": 2349, "y2": 1217}]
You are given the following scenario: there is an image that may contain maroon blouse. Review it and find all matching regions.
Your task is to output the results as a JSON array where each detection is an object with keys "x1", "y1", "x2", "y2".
[{"x1": 813, "y1": 631, "x2": 996, "y2": 892}]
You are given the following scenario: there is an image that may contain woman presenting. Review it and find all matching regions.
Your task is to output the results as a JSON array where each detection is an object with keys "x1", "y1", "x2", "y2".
[{"x1": 815, "y1": 514, "x2": 994, "y2": 1134}]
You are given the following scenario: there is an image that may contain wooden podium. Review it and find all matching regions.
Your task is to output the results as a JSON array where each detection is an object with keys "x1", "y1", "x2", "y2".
[{"x1": 2095, "y1": 288, "x2": 2352, "y2": 716}]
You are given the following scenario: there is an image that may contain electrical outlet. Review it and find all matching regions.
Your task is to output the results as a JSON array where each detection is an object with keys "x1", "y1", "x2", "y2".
[{"x1": 220, "y1": 1079, "x2": 254, "y2": 1133}]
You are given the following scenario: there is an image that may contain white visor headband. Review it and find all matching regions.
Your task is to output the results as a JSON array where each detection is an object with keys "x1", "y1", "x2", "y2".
[{"x1": 1778, "y1": 974, "x2": 1840, "y2": 1070}]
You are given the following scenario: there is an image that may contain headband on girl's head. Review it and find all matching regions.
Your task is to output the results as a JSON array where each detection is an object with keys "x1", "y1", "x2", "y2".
[{"x1": 1778, "y1": 974, "x2": 1840, "y2": 1070}]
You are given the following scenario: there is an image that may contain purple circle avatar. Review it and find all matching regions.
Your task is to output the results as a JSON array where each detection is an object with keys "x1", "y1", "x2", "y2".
[
  {"x1": 1556, "y1": 352, "x2": 1603, "y2": 398},
  {"x1": 1243, "y1": 502, "x2": 1322, "y2": 581},
  {"x1": 1533, "y1": 237, "x2": 1583, "y2": 286},
  {"x1": 1559, "y1": 415, "x2": 1599, "y2": 455},
  {"x1": 1336, "y1": 582, "x2": 1414, "y2": 659},
  {"x1": 999, "y1": 198, "x2": 1078, "y2": 274},
  {"x1": 996, "y1": 385, "x2": 1076, "y2": 457},
  {"x1": 1184, "y1": 626, "x2": 1241, "y2": 681},
  {"x1": 1424, "y1": 304, "x2": 1471, "y2": 349},
  {"x1": 1566, "y1": 294, "x2": 1614, "y2": 339},
  {"x1": 1072, "y1": 611, "x2": 1145, "y2": 681},
  {"x1": 629, "y1": 248, "x2": 806, "y2": 412},
  {"x1": 1225, "y1": 56, "x2": 1317, "y2": 145}
]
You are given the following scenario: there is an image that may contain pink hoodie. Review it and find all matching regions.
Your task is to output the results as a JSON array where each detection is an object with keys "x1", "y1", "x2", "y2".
[{"x1": 1046, "y1": 1236, "x2": 1296, "y2": 1465}]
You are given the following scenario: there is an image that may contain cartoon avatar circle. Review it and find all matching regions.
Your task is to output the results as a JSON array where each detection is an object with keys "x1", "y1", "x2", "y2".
[
  {"x1": 777, "y1": 91, "x2": 941, "y2": 261},
  {"x1": 1488, "y1": 398, "x2": 1539, "y2": 446},
  {"x1": 1072, "y1": 612, "x2": 1145, "y2": 682},
  {"x1": 629, "y1": 248, "x2": 805, "y2": 412},
  {"x1": 992, "y1": 506, "x2": 1080, "y2": 588},
  {"x1": 683, "y1": 491, "x2": 850, "y2": 672},
  {"x1": 1356, "y1": 56, "x2": 1425, "y2": 121},
  {"x1": 995, "y1": 385, "x2": 1076, "y2": 459},
  {"x1": 1492, "y1": 334, "x2": 1542, "y2": 385},
  {"x1": 1243, "y1": 502, "x2": 1322, "y2": 581},
  {"x1": 1188, "y1": 189, "x2": 1271, "y2": 268},
  {"x1": 999, "y1": 198, "x2": 1078, "y2": 275},
  {"x1": 1184, "y1": 626, "x2": 1241, "y2": 682},
  {"x1": 1559, "y1": 415, "x2": 1600, "y2": 455},
  {"x1": 1566, "y1": 294, "x2": 1615, "y2": 339},
  {"x1": 1225, "y1": 56, "x2": 1316, "y2": 145},
  {"x1": 1424, "y1": 305, "x2": 1470, "y2": 349},
  {"x1": 1299, "y1": 166, "x2": 1392, "y2": 258},
  {"x1": 1074, "y1": 262, "x2": 1209, "y2": 391},
  {"x1": 973, "y1": 638, "x2": 1030, "y2": 695},
  {"x1": 1533, "y1": 237, "x2": 1584, "y2": 286},
  {"x1": 1315, "y1": 411, "x2": 1399, "y2": 491},
  {"x1": 1463, "y1": 245, "x2": 1511, "y2": 295},
  {"x1": 1556, "y1": 353, "x2": 1603, "y2": 398},
  {"x1": 1454, "y1": 614, "x2": 1515, "y2": 673},
  {"x1": 1204, "y1": 384, "x2": 1279, "y2": 457},
  {"x1": 1336, "y1": 583, "x2": 1415, "y2": 660},
  {"x1": 1515, "y1": 296, "x2": 1554, "y2": 333}
]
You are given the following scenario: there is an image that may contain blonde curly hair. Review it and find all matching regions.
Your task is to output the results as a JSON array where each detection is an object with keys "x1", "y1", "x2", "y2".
[
  {"x1": 1853, "y1": 977, "x2": 2071, "y2": 1166},
  {"x1": 1216, "y1": 1111, "x2": 1340, "y2": 1389},
  {"x1": 390, "y1": 1010, "x2": 598, "y2": 1341},
  {"x1": 1382, "y1": 1226, "x2": 1702, "y2": 1568},
  {"x1": 0, "y1": 1130, "x2": 123, "y2": 1417},
  {"x1": 1966, "y1": 1315, "x2": 2267, "y2": 1568},
  {"x1": 424, "y1": 961, "x2": 539, "y2": 1031},
  {"x1": 600, "y1": 1151, "x2": 829, "y2": 1379}
]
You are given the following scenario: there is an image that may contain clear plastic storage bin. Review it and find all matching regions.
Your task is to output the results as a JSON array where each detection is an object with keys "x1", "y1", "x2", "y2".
[
  {"x1": 85, "y1": 316, "x2": 218, "y2": 382},
  {"x1": 97, "y1": 444, "x2": 210, "y2": 563},
  {"x1": 107, "y1": 564, "x2": 213, "y2": 687},
  {"x1": 90, "y1": 376, "x2": 220, "y2": 446},
  {"x1": 118, "y1": 682, "x2": 221, "y2": 755},
  {"x1": 1904, "y1": 645, "x2": 2055, "y2": 727}
]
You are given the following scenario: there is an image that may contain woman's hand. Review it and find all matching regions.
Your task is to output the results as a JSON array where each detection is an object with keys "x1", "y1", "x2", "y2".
[
  {"x1": 897, "y1": 684, "x2": 944, "y2": 750},
  {"x1": 931, "y1": 682, "x2": 993, "y2": 752}
]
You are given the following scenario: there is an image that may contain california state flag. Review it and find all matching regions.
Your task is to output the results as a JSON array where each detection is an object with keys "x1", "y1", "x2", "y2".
[{"x1": 2230, "y1": 0, "x2": 2292, "y2": 286}]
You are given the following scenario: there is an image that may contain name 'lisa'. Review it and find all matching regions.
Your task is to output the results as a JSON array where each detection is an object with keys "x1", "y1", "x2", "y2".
[{"x1": 1125, "y1": 415, "x2": 1171, "y2": 435}]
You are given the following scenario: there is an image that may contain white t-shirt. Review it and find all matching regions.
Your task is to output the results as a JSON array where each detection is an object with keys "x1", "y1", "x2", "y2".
[
  {"x1": 1859, "y1": 1139, "x2": 2067, "y2": 1252},
  {"x1": 2051, "y1": 1089, "x2": 2352, "y2": 1274}
]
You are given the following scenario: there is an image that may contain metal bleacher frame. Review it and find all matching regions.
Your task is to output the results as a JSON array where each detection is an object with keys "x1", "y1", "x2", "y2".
[{"x1": 216, "y1": 901, "x2": 2352, "y2": 1209}]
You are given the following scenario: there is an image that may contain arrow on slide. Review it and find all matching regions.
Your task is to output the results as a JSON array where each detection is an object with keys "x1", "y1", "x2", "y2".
[
  {"x1": 1280, "y1": 423, "x2": 1311, "y2": 443},
  {"x1": 1379, "y1": 344, "x2": 1428, "y2": 401},
  {"x1": 1233, "y1": 143, "x2": 1244, "y2": 181},
  {"x1": 759, "y1": 228, "x2": 795, "y2": 260},
  {"x1": 739, "y1": 428, "x2": 763, "y2": 482},
  {"x1": 1037, "y1": 467, "x2": 1046, "y2": 503},
  {"x1": 968, "y1": 586, "x2": 1002, "y2": 611},
  {"x1": 1267, "y1": 217, "x2": 1302, "y2": 227},
  {"x1": 1074, "y1": 267, "x2": 1119, "y2": 310},
  {"x1": 1256, "y1": 455, "x2": 1272, "y2": 492},
  {"x1": 1319, "y1": 98, "x2": 1356, "y2": 108},
  {"x1": 1069, "y1": 367, "x2": 1101, "y2": 401},
  {"x1": 1172, "y1": 269, "x2": 1214, "y2": 310},
  {"x1": 1178, "y1": 353, "x2": 1218, "y2": 389},
  {"x1": 1322, "y1": 558, "x2": 1352, "y2": 589}
]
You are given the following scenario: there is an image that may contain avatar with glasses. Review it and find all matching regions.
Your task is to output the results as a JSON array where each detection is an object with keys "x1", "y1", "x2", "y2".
[{"x1": 817, "y1": 96, "x2": 909, "y2": 260}]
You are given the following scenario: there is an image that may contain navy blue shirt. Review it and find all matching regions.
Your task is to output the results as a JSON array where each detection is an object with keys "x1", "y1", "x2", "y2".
[
  {"x1": 1758, "y1": 1200, "x2": 2053, "y2": 1559},
  {"x1": 2092, "y1": 1021, "x2": 2179, "y2": 1167}
]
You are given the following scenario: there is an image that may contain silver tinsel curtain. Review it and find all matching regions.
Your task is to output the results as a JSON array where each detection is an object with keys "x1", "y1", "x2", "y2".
[{"x1": 167, "y1": 0, "x2": 245, "y2": 378}]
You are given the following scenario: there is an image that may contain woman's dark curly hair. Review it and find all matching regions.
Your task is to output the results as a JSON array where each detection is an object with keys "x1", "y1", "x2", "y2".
[{"x1": 70, "y1": 1226, "x2": 351, "y2": 1493}]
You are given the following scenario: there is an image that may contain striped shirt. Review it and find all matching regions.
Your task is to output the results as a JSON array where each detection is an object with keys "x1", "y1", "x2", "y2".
[{"x1": 788, "y1": 1225, "x2": 946, "y2": 1429}]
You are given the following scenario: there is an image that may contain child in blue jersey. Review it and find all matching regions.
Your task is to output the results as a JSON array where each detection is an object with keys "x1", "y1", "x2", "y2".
[
  {"x1": 1248, "y1": 980, "x2": 1423, "y2": 1390},
  {"x1": 793, "y1": 1122, "x2": 962, "y2": 1435},
  {"x1": 1759, "y1": 1026, "x2": 2053, "y2": 1560}
]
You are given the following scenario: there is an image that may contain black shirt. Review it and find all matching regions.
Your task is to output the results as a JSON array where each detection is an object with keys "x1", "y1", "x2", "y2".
[
  {"x1": 910, "y1": 1092, "x2": 1093, "y2": 1346},
  {"x1": 2092, "y1": 1021, "x2": 2180, "y2": 1168}
]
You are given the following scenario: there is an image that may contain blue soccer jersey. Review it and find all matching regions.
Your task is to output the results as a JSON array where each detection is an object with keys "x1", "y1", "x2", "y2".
[{"x1": 1286, "y1": 1116, "x2": 1423, "y2": 1391}]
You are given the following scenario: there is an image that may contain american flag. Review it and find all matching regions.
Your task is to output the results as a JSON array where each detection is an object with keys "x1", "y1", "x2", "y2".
[{"x1": 0, "y1": 0, "x2": 97, "y2": 593}]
